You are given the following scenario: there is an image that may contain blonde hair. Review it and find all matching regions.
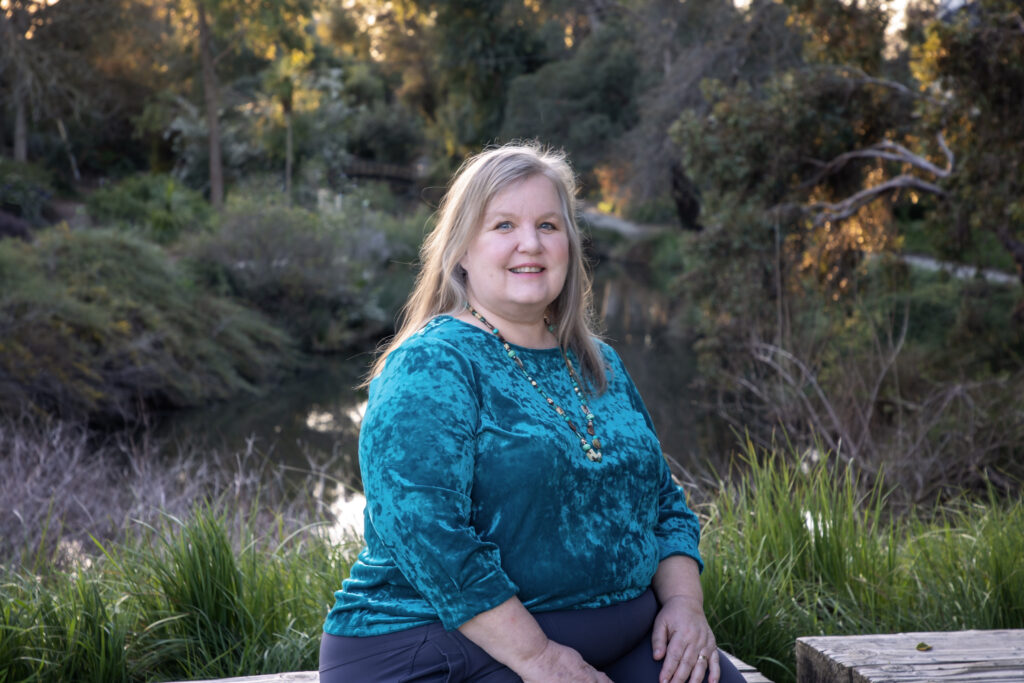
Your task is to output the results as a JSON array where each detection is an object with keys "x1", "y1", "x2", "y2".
[{"x1": 365, "y1": 141, "x2": 606, "y2": 392}]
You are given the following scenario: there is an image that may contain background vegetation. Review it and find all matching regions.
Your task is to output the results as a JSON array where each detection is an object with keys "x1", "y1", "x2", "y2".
[
  {"x1": 1, "y1": 432, "x2": 1020, "y2": 683},
  {"x1": 2, "y1": 0, "x2": 1022, "y2": 680}
]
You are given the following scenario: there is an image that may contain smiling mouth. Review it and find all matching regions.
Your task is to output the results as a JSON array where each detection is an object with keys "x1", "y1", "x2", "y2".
[{"x1": 510, "y1": 266, "x2": 544, "y2": 273}]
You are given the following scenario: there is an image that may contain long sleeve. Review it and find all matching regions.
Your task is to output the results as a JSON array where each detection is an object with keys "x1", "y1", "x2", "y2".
[
  {"x1": 654, "y1": 461, "x2": 703, "y2": 570},
  {"x1": 358, "y1": 335, "x2": 518, "y2": 630},
  {"x1": 325, "y1": 316, "x2": 703, "y2": 637},
  {"x1": 612, "y1": 348, "x2": 704, "y2": 571}
]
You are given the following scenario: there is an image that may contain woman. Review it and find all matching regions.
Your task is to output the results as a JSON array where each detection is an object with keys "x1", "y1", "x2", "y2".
[{"x1": 320, "y1": 142, "x2": 745, "y2": 683}]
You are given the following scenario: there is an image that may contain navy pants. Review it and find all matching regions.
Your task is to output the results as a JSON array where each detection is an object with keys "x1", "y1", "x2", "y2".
[{"x1": 319, "y1": 590, "x2": 747, "y2": 682}]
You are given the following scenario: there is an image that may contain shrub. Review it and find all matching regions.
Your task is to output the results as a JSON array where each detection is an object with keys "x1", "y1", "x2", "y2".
[
  {"x1": 0, "y1": 227, "x2": 297, "y2": 422},
  {"x1": 184, "y1": 198, "x2": 427, "y2": 351},
  {"x1": 347, "y1": 101, "x2": 425, "y2": 165},
  {"x1": 85, "y1": 174, "x2": 212, "y2": 244},
  {"x1": 0, "y1": 158, "x2": 55, "y2": 226}
]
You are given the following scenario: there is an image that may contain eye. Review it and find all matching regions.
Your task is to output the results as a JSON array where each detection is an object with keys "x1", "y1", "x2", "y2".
[
  {"x1": 495, "y1": 221, "x2": 513, "y2": 232},
  {"x1": 539, "y1": 221, "x2": 558, "y2": 232}
]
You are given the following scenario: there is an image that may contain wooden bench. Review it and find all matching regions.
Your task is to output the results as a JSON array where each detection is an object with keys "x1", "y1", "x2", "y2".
[
  {"x1": 796, "y1": 629, "x2": 1024, "y2": 682},
  {"x1": 168, "y1": 650, "x2": 772, "y2": 682}
]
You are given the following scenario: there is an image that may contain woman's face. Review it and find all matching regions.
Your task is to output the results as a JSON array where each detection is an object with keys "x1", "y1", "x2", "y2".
[{"x1": 460, "y1": 174, "x2": 570, "y2": 324}]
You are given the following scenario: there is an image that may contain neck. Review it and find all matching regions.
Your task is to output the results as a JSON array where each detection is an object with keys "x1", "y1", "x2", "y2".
[{"x1": 461, "y1": 301, "x2": 555, "y2": 349}]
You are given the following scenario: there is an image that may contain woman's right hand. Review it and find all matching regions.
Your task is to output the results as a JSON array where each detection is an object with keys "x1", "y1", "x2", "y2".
[{"x1": 518, "y1": 640, "x2": 613, "y2": 683}]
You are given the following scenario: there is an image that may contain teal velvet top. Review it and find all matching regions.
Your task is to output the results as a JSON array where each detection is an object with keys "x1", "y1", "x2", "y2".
[{"x1": 323, "y1": 315, "x2": 702, "y2": 636}]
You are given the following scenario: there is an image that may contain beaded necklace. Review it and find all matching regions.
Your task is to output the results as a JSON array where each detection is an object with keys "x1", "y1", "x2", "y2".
[{"x1": 467, "y1": 304, "x2": 603, "y2": 463}]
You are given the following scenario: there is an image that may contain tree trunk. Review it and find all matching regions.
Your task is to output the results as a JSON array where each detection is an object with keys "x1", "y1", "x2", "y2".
[
  {"x1": 198, "y1": 2, "x2": 224, "y2": 209},
  {"x1": 14, "y1": 100, "x2": 28, "y2": 162},
  {"x1": 56, "y1": 118, "x2": 81, "y2": 182},
  {"x1": 285, "y1": 108, "x2": 293, "y2": 204}
]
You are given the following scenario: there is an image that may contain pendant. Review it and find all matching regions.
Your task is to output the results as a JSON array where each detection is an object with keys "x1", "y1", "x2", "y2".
[{"x1": 587, "y1": 450, "x2": 602, "y2": 463}]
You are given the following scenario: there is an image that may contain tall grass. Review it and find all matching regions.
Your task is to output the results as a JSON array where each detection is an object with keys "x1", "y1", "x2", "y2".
[
  {"x1": 2, "y1": 429, "x2": 1021, "y2": 683},
  {"x1": 2, "y1": 509, "x2": 351, "y2": 682},
  {"x1": 700, "y1": 438, "x2": 1024, "y2": 682},
  {"x1": 0, "y1": 415, "x2": 355, "y2": 682}
]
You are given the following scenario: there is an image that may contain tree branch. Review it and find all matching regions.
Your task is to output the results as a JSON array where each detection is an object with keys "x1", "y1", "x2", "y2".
[
  {"x1": 808, "y1": 174, "x2": 946, "y2": 226},
  {"x1": 807, "y1": 136, "x2": 953, "y2": 184}
]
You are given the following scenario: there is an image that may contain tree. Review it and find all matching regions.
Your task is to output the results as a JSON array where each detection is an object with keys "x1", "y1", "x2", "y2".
[
  {"x1": 501, "y1": 20, "x2": 640, "y2": 185},
  {"x1": 262, "y1": 48, "x2": 313, "y2": 201},
  {"x1": 147, "y1": 0, "x2": 314, "y2": 208},
  {"x1": 910, "y1": 0, "x2": 1024, "y2": 296},
  {"x1": 327, "y1": 0, "x2": 560, "y2": 162},
  {"x1": 0, "y1": 0, "x2": 122, "y2": 164}
]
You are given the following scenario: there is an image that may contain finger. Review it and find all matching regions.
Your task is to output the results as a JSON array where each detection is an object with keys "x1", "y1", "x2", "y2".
[
  {"x1": 687, "y1": 650, "x2": 709, "y2": 683},
  {"x1": 661, "y1": 641, "x2": 696, "y2": 683},
  {"x1": 651, "y1": 620, "x2": 669, "y2": 660},
  {"x1": 708, "y1": 649, "x2": 721, "y2": 683}
]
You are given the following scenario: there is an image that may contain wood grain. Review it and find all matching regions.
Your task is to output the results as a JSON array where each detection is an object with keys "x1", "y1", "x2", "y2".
[{"x1": 797, "y1": 629, "x2": 1024, "y2": 683}]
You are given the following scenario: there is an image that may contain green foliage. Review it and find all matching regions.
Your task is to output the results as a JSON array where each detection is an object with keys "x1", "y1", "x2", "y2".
[
  {"x1": 910, "y1": 0, "x2": 1024, "y2": 278},
  {"x1": 702, "y1": 441, "x2": 1024, "y2": 682},
  {"x1": 0, "y1": 158, "x2": 55, "y2": 226},
  {"x1": 3, "y1": 443, "x2": 1022, "y2": 683},
  {"x1": 501, "y1": 22, "x2": 641, "y2": 178},
  {"x1": 897, "y1": 217, "x2": 1017, "y2": 272},
  {"x1": 781, "y1": 0, "x2": 889, "y2": 72},
  {"x1": 85, "y1": 174, "x2": 212, "y2": 244},
  {"x1": 0, "y1": 227, "x2": 296, "y2": 422},
  {"x1": 1, "y1": 503, "x2": 353, "y2": 682},
  {"x1": 347, "y1": 101, "x2": 425, "y2": 165},
  {"x1": 183, "y1": 197, "x2": 427, "y2": 351}
]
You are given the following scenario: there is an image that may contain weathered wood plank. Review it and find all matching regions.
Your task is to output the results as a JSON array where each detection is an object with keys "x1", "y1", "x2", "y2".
[
  {"x1": 167, "y1": 673, "x2": 318, "y2": 683},
  {"x1": 797, "y1": 629, "x2": 1024, "y2": 683},
  {"x1": 167, "y1": 650, "x2": 772, "y2": 682},
  {"x1": 725, "y1": 650, "x2": 775, "y2": 683}
]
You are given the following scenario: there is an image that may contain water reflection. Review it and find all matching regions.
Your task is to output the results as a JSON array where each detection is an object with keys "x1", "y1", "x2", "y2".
[{"x1": 155, "y1": 355, "x2": 368, "y2": 494}]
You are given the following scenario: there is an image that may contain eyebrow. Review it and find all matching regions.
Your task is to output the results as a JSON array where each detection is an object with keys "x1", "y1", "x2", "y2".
[{"x1": 484, "y1": 210, "x2": 562, "y2": 222}]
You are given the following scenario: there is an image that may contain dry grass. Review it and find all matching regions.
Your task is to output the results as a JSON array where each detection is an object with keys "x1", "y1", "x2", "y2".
[{"x1": 0, "y1": 415, "x2": 339, "y2": 570}]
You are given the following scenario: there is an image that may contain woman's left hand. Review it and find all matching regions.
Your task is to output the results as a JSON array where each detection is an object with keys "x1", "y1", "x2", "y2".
[{"x1": 651, "y1": 594, "x2": 720, "y2": 683}]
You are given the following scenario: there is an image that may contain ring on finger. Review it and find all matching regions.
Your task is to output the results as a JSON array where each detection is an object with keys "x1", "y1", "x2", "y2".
[{"x1": 697, "y1": 653, "x2": 708, "y2": 663}]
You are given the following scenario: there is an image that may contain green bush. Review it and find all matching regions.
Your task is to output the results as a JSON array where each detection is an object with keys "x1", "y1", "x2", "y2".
[
  {"x1": 184, "y1": 198, "x2": 427, "y2": 351},
  {"x1": 347, "y1": 101, "x2": 425, "y2": 165},
  {"x1": 85, "y1": 174, "x2": 212, "y2": 244},
  {"x1": 0, "y1": 227, "x2": 297, "y2": 422},
  {"x1": 0, "y1": 158, "x2": 55, "y2": 226}
]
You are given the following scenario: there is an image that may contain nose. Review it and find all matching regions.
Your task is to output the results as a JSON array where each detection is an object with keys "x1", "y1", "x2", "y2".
[{"x1": 517, "y1": 225, "x2": 542, "y2": 253}]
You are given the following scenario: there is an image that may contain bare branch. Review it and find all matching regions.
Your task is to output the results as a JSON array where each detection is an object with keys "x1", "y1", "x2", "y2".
[
  {"x1": 936, "y1": 132, "x2": 954, "y2": 171},
  {"x1": 809, "y1": 174, "x2": 946, "y2": 226},
  {"x1": 807, "y1": 64, "x2": 941, "y2": 106},
  {"x1": 809, "y1": 137, "x2": 953, "y2": 185}
]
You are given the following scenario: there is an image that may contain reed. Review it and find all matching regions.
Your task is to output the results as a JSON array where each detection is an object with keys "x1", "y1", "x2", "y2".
[
  {"x1": 699, "y1": 438, "x2": 1024, "y2": 682},
  {"x1": 2, "y1": 433, "x2": 1021, "y2": 683}
]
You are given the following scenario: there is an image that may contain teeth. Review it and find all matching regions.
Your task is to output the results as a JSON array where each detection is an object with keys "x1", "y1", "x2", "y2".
[{"x1": 511, "y1": 267, "x2": 543, "y2": 273}]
